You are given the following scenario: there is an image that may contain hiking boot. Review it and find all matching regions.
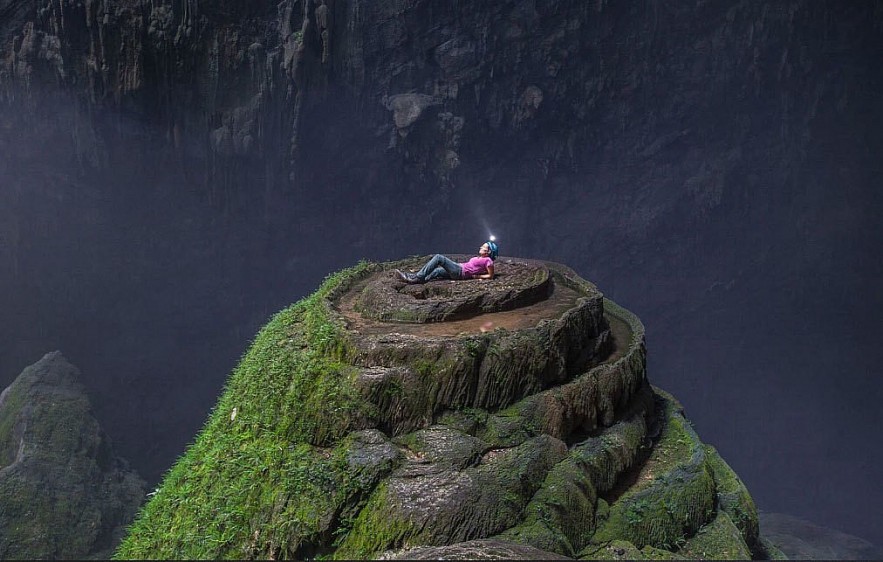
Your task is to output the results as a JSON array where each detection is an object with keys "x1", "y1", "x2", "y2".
[
  {"x1": 395, "y1": 269, "x2": 423, "y2": 284},
  {"x1": 395, "y1": 269, "x2": 423, "y2": 283}
]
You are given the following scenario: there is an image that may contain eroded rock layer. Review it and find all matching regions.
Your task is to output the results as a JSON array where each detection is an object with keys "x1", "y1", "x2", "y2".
[{"x1": 117, "y1": 259, "x2": 763, "y2": 560}]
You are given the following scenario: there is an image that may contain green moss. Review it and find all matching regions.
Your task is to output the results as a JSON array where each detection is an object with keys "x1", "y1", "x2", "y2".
[
  {"x1": 496, "y1": 409, "x2": 649, "y2": 557},
  {"x1": 411, "y1": 358, "x2": 437, "y2": 378},
  {"x1": 500, "y1": 462, "x2": 590, "y2": 557},
  {"x1": 675, "y1": 511, "x2": 752, "y2": 560},
  {"x1": 332, "y1": 482, "x2": 415, "y2": 560},
  {"x1": 0, "y1": 384, "x2": 27, "y2": 467},
  {"x1": 464, "y1": 337, "x2": 485, "y2": 358},
  {"x1": 579, "y1": 539, "x2": 683, "y2": 560},
  {"x1": 437, "y1": 407, "x2": 488, "y2": 435},
  {"x1": 500, "y1": 519, "x2": 571, "y2": 557},
  {"x1": 0, "y1": 465, "x2": 97, "y2": 557},
  {"x1": 703, "y1": 445, "x2": 759, "y2": 549},
  {"x1": 115, "y1": 263, "x2": 379, "y2": 559},
  {"x1": 591, "y1": 391, "x2": 715, "y2": 551}
]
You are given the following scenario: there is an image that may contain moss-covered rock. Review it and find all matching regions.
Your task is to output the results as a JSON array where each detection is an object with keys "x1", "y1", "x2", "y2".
[
  {"x1": 498, "y1": 387, "x2": 654, "y2": 557},
  {"x1": 579, "y1": 539, "x2": 682, "y2": 560},
  {"x1": 356, "y1": 257, "x2": 553, "y2": 323},
  {"x1": 0, "y1": 352, "x2": 146, "y2": 560},
  {"x1": 703, "y1": 444, "x2": 759, "y2": 549},
  {"x1": 335, "y1": 433, "x2": 568, "y2": 559},
  {"x1": 675, "y1": 511, "x2": 753, "y2": 560},
  {"x1": 381, "y1": 538, "x2": 573, "y2": 559},
  {"x1": 591, "y1": 390, "x2": 716, "y2": 550},
  {"x1": 116, "y1": 258, "x2": 763, "y2": 560}
]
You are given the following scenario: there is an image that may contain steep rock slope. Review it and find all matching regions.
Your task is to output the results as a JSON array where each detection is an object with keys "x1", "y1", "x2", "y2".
[
  {"x1": 116, "y1": 259, "x2": 768, "y2": 560},
  {"x1": 0, "y1": 351, "x2": 146, "y2": 560}
]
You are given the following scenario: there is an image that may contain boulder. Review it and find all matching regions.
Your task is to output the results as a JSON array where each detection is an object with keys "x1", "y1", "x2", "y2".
[{"x1": 0, "y1": 351, "x2": 146, "y2": 560}]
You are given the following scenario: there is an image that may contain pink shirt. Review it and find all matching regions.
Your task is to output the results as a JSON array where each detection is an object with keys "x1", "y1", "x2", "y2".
[{"x1": 459, "y1": 256, "x2": 494, "y2": 278}]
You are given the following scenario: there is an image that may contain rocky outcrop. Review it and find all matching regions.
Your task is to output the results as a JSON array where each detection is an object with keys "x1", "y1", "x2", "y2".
[
  {"x1": 116, "y1": 259, "x2": 768, "y2": 560},
  {"x1": 355, "y1": 257, "x2": 553, "y2": 323},
  {"x1": 0, "y1": 351, "x2": 146, "y2": 560}
]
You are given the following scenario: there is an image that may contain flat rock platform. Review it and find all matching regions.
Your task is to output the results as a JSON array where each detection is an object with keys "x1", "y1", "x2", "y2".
[
  {"x1": 353, "y1": 256, "x2": 553, "y2": 324},
  {"x1": 335, "y1": 257, "x2": 610, "y2": 338}
]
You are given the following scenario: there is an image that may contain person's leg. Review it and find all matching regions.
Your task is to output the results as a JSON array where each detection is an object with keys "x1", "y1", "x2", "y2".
[
  {"x1": 437, "y1": 255, "x2": 463, "y2": 279},
  {"x1": 414, "y1": 254, "x2": 445, "y2": 280},
  {"x1": 425, "y1": 266, "x2": 451, "y2": 281},
  {"x1": 415, "y1": 254, "x2": 462, "y2": 281}
]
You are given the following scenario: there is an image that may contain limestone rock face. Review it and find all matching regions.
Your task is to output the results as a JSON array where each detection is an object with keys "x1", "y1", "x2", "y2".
[
  {"x1": 3, "y1": 1, "x2": 875, "y2": 215},
  {"x1": 117, "y1": 260, "x2": 768, "y2": 560},
  {"x1": 0, "y1": 351, "x2": 146, "y2": 560}
]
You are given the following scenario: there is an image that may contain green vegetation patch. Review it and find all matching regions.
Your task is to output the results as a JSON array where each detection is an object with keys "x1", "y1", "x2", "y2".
[
  {"x1": 499, "y1": 459, "x2": 593, "y2": 556},
  {"x1": 499, "y1": 408, "x2": 649, "y2": 557},
  {"x1": 703, "y1": 444, "x2": 759, "y2": 548},
  {"x1": 579, "y1": 539, "x2": 682, "y2": 560},
  {"x1": 592, "y1": 391, "x2": 715, "y2": 551},
  {"x1": 332, "y1": 482, "x2": 415, "y2": 559},
  {"x1": 337, "y1": 435, "x2": 567, "y2": 559},
  {"x1": 0, "y1": 384, "x2": 27, "y2": 467},
  {"x1": 499, "y1": 519, "x2": 571, "y2": 558},
  {"x1": 676, "y1": 510, "x2": 752, "y2": 560},
  {"x1": 603, "y1": 297, "x2": 646, "y2": 345},
  {"x1": 0, "y1": 460, "x2": 104, "y2": 558},
  {"x1": 116, "y1": 263, "x2": 385, "y2": 559}
]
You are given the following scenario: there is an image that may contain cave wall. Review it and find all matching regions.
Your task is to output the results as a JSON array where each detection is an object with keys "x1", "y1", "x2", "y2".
[{"x1": 1, "y1": 0, "x2": 881, "y2": 544}]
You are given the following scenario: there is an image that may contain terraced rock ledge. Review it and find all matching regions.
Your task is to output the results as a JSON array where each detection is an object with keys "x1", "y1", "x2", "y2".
[{"x1": 116, "y1": 258, "x2": 775, "y2": 560}]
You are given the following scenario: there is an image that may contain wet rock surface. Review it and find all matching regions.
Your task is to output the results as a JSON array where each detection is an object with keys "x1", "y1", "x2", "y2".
[
  {"x1": 116, "y1": 259, "x2": 771, "y2": 560},
  {"x1": 327, "y1": 259, "x2": 764, "y2": 559},
  {"x1": 355, "y1": 257, "x2": 552, "y2": 323},
  {"x1": 340, "y1": 259, "x2": 614, "y2": 435},
  {"x1": 380, "y1": 538, "x2": 573, "y2": 560}
]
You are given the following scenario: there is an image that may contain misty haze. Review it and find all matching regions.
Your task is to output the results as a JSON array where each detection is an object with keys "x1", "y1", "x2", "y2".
[{"x1": 1, "y1": 0, "x2": 881, "y2": 558}]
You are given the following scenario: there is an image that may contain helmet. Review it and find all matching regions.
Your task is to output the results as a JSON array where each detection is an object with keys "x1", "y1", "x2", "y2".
[{"x1": 486, "y1": 240, "x2": 499, "y2": 260}]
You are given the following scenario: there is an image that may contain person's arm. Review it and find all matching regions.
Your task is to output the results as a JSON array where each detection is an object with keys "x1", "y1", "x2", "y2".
[{"x1": 478, "y1": 263, "x2": 494, "y2": 280}]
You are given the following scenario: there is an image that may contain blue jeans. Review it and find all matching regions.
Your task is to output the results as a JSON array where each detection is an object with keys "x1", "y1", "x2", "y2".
[{"x1": 416, "y1": 254, "x2": 463, "y2": 281}]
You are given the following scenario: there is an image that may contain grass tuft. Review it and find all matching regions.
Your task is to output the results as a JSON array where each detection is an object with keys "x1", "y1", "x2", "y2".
[{"x1": 114, "y1": 263, "x2": 376, "y2": 559}]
